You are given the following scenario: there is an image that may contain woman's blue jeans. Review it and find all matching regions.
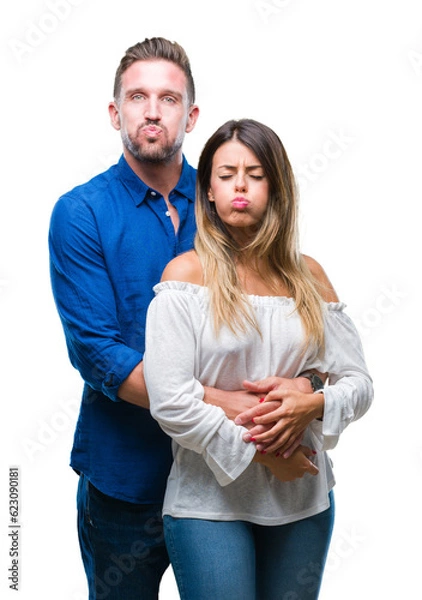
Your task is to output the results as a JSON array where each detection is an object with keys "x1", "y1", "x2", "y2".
[{"x1": 164, "y1": 491, "x2": 334, "y2": 600}]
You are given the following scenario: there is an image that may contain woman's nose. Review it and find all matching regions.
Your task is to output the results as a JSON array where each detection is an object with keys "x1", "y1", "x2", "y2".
[{"x1": 234, "y1": 173, "x2": 247, "y2": 192}]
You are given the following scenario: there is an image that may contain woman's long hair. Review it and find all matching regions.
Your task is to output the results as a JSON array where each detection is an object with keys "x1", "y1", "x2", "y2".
[{"x1": 195, "y1": 118, "x2": 325, "y2": 350}]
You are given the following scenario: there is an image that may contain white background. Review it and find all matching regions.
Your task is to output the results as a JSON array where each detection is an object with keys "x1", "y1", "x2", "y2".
[{"x1": 1, "y1": 0, "x2": 421, "y2": 598}]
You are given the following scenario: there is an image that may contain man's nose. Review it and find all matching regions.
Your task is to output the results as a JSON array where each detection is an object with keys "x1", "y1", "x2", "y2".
[{"x1": 144, "y1": 98, "x2": 161, "y2": 121}]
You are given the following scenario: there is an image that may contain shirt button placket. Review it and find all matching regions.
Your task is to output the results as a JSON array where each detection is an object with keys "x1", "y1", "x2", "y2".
[{"x1": 149, "y1": 190, "x2": 170, "y2": 217}]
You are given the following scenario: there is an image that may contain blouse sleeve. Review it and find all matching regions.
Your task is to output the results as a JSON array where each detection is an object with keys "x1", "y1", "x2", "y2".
[
  {"x1": 308, "y1": 303, "x2": 374, "y2": 451},
  {"x1": 143, "y1": 282, "x2": 256, "y2": 487}
]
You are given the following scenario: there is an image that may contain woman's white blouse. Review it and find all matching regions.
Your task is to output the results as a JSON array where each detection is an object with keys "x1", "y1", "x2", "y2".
[{"x1": 144, "y1": 281, "x2": 373, "y2": 525}]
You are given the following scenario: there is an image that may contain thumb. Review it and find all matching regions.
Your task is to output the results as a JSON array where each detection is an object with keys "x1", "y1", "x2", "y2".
[{"x1": 301, "y1": 446, "x2": 319, "y2": 476}]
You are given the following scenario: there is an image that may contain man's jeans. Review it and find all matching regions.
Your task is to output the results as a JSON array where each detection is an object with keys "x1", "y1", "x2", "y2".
[{"x1": 77, "y1": 473, "x2": 169, "y2": 600}]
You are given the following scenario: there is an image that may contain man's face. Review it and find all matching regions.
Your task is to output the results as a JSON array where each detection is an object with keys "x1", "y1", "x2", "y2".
[{"x1": 110, "y1": 59, "x2": 198, "y2": 164}]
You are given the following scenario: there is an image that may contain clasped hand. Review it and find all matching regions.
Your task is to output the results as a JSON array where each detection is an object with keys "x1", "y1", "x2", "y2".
[
  {"x1": 234, "y1": 377, "x2": 324, "y2": 458},
  {"x1": 254, "y1": 444, "x2": 319, "y2": 481}
]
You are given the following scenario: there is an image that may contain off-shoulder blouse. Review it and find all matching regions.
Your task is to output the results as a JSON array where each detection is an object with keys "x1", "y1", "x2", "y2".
[{"x1": 144, "y1": 281, "x2": 373, "y2": 525}]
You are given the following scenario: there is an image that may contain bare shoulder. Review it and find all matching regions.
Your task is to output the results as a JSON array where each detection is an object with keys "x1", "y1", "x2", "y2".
[
  {"x1": 302, "y1": 255, "x2": 339, "y2": 302},
  {"x1": 161, "y1": 250, "x2": 204, "y2": 285}
]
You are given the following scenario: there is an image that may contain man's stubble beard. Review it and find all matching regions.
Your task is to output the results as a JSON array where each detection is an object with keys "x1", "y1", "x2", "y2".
[{"x1": 121, "y1": 129, "x2": 184, "y2": 165}]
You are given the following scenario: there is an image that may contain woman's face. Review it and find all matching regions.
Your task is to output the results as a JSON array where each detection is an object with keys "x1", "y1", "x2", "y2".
[{"x1": 208, "y1": 139, "x2": 269, "y2": 242}]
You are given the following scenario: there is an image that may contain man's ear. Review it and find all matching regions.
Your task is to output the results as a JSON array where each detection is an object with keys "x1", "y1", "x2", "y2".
[
  {"x1": 185, "y1": 104, "x2": 200, "y2": 133},
  {"x1": 108, "y1": 102, "x2": 121, "y2": 131}
]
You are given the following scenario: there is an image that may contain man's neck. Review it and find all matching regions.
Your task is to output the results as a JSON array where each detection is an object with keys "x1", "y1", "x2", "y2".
[{"x1": 123, "y1": 148, "x2": 183, "y2": 200}]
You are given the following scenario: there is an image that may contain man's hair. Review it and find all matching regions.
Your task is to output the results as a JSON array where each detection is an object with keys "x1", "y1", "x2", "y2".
[{"x1": 113, "y1": 37, "x2": 195, "y2": 105}]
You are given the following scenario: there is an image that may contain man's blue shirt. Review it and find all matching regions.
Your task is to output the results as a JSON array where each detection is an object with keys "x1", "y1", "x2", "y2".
[{"x1": 49, "y1": 155, "x2": 197, "y2": 503}]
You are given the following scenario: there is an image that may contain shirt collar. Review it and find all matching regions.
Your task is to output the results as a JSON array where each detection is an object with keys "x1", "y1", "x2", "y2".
[{"x1": 117, "y1": 154, "x2": 196, "y2": 207}]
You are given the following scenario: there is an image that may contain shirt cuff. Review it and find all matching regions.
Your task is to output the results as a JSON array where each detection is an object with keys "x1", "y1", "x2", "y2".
[
  {"x1": 202, "y1": 429, "x2": 257, "y2": 487},
  {"x1": 101, "y1": 349, "x2": 143, "y2": 401}
]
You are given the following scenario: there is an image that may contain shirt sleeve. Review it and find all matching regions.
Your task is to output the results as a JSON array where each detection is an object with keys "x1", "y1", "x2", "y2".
[
  {"x1": 144, "y1": 284, "x2": 256, "y2": 486},
  {"x1": 308, "y1": 303, "x2": 374, "y2": 450},
  {"x1": 48, "y1": 193, "x2": 142, "y2": 401}
]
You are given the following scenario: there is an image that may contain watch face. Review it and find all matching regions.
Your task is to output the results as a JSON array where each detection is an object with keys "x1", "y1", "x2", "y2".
[{"x1": 310, "y1": 374, "x2": 324, "y2": 391}]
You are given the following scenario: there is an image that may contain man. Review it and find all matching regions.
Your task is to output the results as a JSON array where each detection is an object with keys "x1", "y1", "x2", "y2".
[
  {"x1": 49, "y1": 37, "x2": 201, "y2": 599},
  {"x1": 49, "y1": 37, "x2": 315, "y2": 599}
]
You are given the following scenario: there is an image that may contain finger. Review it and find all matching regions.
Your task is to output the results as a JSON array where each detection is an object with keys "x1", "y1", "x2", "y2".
[
  {"x1": 250, "y1": 404, "x2": 284, "y2": 426},
  {"x1": 242, "y1": 424, "x2": 269, "y2": 441},
  {"x1": 261, "y1": 437, "x2": 293, "y2": 454},
  {"x1": 306, "y1": 460, "x2": 319, "y2": 476},
  {"x1": 234, "y1": 409, "x2": 258, "y2": 426},
  {"x1": 265, "y1": 433, "x2": 308, "y2": 456},
  {"x1": 256, "y1": 428, "x2": 295, "y2": 454},
  {"x1": 264, "y1": 388, "x2": 293, "y2": 402},
  {"x1": 282, "y1": 433, "x2": 305, "y2": 458},
  {"x1": 242, "y1": 378, "x2": 278, "y2": 392},
  {"x1": 251, "y1": 419, "x2": 288, "y2": 444},
  {"x1": 242, "y1": 380, "x2": 263, "y2": 391},
  {"x1": 301, "y1": 445, "x2": 315, "y2": 459},
  {"x1": 234, "y1": 401, "x2": 281, "y2": 426}
]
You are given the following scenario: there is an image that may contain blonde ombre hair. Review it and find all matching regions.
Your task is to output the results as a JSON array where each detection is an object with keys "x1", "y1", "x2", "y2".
[{"x1": 195, "y1": 119, "x2": 325, "y2": 351}]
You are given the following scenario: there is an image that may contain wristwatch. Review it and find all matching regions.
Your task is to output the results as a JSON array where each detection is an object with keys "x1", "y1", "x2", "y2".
[{"x1": 305, "y1": 373, "x2": 325, "y2": 393}]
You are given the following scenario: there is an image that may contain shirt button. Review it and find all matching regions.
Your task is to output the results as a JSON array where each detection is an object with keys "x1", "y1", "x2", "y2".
[
  {"x1": 150, "y1": 191, "x2": 157, "y2": 197},
  {"x1": 165, "y1": 211, "x2": 170, "y2": 217}
]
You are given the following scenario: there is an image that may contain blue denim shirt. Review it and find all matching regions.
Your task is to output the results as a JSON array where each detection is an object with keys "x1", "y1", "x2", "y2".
[{"x1": 49, "y1": 155, "x2": 197, "y2": 503}]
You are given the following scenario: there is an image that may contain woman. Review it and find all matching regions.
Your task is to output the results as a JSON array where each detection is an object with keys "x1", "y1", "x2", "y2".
[{"x1": 144, "y1": 119, "x2": 373, "y2": 599}]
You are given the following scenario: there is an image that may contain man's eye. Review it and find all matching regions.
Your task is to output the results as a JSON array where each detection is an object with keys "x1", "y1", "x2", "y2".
[
  {"x1": 163, "y1": 97, "x2": 176, "y2": 103},
  {"x1": 132, "y1": 94, "x2": 144, "y2": 101}
]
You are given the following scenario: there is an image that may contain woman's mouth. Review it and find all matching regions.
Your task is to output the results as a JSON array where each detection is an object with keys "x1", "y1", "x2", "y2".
[{"x1": 232, "y1": 197, "x2": 249, "y2": 209}]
